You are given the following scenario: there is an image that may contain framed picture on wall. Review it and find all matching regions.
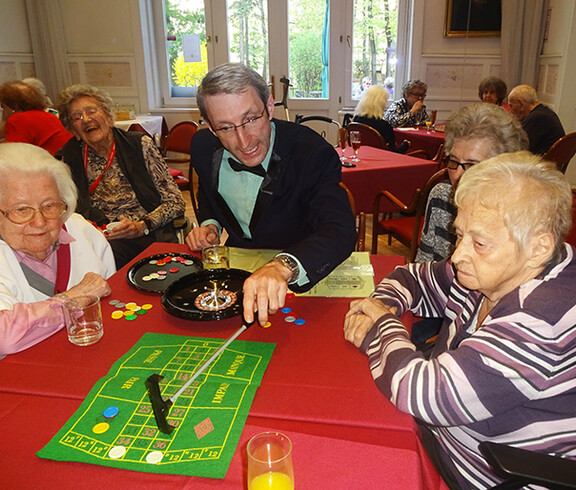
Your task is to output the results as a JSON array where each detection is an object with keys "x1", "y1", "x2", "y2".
[{"x1": 444, "y1": 0, "x2": 502, "y2": 38}]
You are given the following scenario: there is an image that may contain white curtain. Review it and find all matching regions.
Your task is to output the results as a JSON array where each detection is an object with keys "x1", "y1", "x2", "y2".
[
  {"x1": 25, "y1": 0, "x2": 72, "y2": 104},
  {"x1": 501, "y1": 0, "x2": 550, "y2": 88}
]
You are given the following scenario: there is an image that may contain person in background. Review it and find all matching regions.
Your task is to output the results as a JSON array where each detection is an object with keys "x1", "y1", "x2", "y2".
[
  {"x1": 57, "y1": 84, "x2": 186, "y2": 269},
  {"x1": 22, "y1": 78, "x2": 59, "y2": 116},
  {"x1": 353, "y1": 85, "x2": 408, "y2": 153},
  {"x1": 383, "y1": 79, "x2": 429, "y2": 128},
  {"x1": 383, "y1": 77, "x2": 395, "y2": 99},
  {"x1": 344, "y1": 152, "x2": 576, "y2": 489},
  {"x1": 508, "y1": 84, "x2": 565, "y2": 155},
  {"x1": 0, "y1": 143, "x2": 114, "y2": 357},
  {"x1": 185, "y1": 63, "x2": 356, "y2": 326},
  {"x1": 0, "y1": 81, "x2": 73, "y2": 155},
  {"x1": 477, "y1": 76, "x2": 509, "y2": 110},
  {"x1": 416, "y1": 103, "x2": 528, "y2": 264}
]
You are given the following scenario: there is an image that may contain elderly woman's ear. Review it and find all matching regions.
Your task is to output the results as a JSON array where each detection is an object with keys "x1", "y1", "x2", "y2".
[{"x1": 527, "y1": 232, "x2": 555, "y2": 268}]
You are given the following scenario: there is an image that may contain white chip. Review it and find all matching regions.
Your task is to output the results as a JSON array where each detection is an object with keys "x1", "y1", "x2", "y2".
[
  {"x1": 285, "y1": 316, "x2": 296, "y2": 323},
  {"x1": 149, "y1": 259, "x2": 158, "y2": 264},
  {"x1": 108, "y1": 445, "x2": 127, "y2": 459},
  {"x1": 142, "y1": 275, "x2": 152, "y2": 282},
  {"x1": 146, "y1": 450, "x2": 164, "y2": 464}
]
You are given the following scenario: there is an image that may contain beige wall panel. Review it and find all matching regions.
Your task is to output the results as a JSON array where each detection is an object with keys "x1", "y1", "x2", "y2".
[
  {"x1": 0, "y1": 63, "x2": 19, "y2": 81},
  {"x1": 0, "y1": 0, "x2": 32, "y2": 53},
  {"x1": 425, "y1": 63, "x2": 484, "y2": 98},
  {"x1": 69, "y1": 62, "x2": 80, "y2": 83},
  {"x1": 84, "y1": 62, "x2": 133, "y2": 87}
]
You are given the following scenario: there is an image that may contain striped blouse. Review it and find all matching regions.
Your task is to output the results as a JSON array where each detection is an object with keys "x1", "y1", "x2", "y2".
[{"x1": 361, "y1": 244, "x2": 576, "y2": 488}]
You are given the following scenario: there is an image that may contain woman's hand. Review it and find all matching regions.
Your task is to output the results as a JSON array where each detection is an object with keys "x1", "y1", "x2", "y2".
[
  {"x1": 343, "y1": 298, "x2": 397, "y2": 348},
  {"x1": 63, "y1": 272, "x2": 111, "y2": 303},
  {"x1": 106, "y1": 219, "x2": 147, "y2": 239}
]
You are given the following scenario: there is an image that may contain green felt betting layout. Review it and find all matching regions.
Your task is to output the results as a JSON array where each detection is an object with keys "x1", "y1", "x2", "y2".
[{"x1": 37, "y1": 332, "x2": 275, "y2": 478}]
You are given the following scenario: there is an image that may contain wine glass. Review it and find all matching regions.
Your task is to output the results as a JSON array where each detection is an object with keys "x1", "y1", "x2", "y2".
[
  {"x1": 247, "y1": 432, "x2": 294, "y2": 490},
  {"x1": 425, "y1": 121, "x2": 432, "y2": 132},
  {"x1": 338, "y1": 127, "x2": 348, "y2": 162},
  {"x1": 429, "y1": 110, "x2": 437, "y2": 131},
  {"x1": 349, "y1": 131, "x2": 361, "y2": 162}
]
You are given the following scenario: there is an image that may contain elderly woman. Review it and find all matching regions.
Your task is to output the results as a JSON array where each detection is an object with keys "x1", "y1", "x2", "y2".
[
  {"x1": 0, "y1": 81, "x2": 73, "y2": 155},
  {"x1": 344, "y1": 152, "x2": 576, "y2": 489},
  {"x1": 353, "y1": 85, "x2": 408, "y2": 153},
  {"x1": 383, "y1": 79, "x2": 429, "y2": 128},
  {"x1": 0, "y1": 143, "x2": 114, "y2": 356},
  {"x1": 57, "y1": 84, "x2": 186, "y2": 268},
  {"x1": 416, "y1": 103, "x2": 528, "y2": 263},
  {"x1": 477, "y1": 76, "x2": 509, "y2": 110}
]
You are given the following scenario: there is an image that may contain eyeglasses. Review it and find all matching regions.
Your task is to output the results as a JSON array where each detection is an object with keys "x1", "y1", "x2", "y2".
[
  {"x1": 443, "y1": 156, "x2": 476, "y2": 172},
  {"x1": 409, "y1": 92, "x2": 427, "y2": 98},
  {"x1": 0, "y1": 201, "x2": 68, "y2": 224},
  {"x1": 70, "y1": 106, "x2": 103, "y2": 122},
  {"x1": 212, "y1": 107, "x2": 267, "y2": 136}
]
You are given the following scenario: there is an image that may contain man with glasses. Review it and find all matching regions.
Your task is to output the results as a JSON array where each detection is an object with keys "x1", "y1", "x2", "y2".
[
  {"x1": 383, "y1": 79, "x2": 429, "y2": 128},
  {"x1": 186, "y1": 63, "x2": 356, "y2": 326}
]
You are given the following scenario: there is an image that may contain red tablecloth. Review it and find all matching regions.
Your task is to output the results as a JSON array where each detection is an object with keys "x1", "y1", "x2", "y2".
[
  {"x1": 394, "y1": 127, "x2": 445, "y2": 160},
  {"x1": 0, "y1": 243, "x2": 447, "y2": 489},
  {"x1": 339, "y1": 146, "x2": 438, "y2": 213}
]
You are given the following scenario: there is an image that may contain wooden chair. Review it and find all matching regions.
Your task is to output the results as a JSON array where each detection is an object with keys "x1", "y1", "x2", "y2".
[
  {"x1": 371, "y1": 168, "x2": 449, "y2": 261},
  {"x1": 407, "y1": 143, "x2": 445, "y2": 165},
  {"x1": 340, "y1": 182, "x2": 366, "y2": 252},
  {"x1": 542, "y1": 131, "x2": 576, "y2": 173},
  {"x1": 347, "y1": 121, "x2": 390, "y2": 150},
  {"x1": 162, "y1": 121, "x2": 199, "y2": 163}
]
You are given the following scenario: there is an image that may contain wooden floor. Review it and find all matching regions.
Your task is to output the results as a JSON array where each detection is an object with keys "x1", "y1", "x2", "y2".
[{"x1": 180, "y1": 187, "x2": 411, "y2": 259}]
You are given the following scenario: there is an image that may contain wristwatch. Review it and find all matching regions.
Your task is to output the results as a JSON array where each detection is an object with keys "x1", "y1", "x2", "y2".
[
  {"x1": 140, "y1": 220, "x2": 150, "y2": 236},
  {"x1": 273, "y1": 254, "x2": 300, "y2": 283}
]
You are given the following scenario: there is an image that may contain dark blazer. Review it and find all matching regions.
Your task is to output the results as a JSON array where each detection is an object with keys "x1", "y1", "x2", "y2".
[
  {"x1": 522, "y1": 103, "x2": 565, "y2": 155},
  {"x1": 191, "y1": 119, "x2": 357, "y2": 292}
]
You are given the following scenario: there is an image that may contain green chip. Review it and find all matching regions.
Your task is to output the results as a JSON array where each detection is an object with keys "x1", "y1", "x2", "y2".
[
  {"x1": 135, "y1": 309, "x2": 147, "y2": 315},
  {"x1": 125, "y1": 314, "x2": 138, "y2": 321}
]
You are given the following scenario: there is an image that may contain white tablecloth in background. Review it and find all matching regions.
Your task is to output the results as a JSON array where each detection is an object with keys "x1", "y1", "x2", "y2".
[{"x1": 114, "y1": 115, "x2": 163, "y2": 137}]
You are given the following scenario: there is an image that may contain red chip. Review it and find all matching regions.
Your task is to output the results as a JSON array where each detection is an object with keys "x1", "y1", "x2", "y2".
[
  {"x1": 286, "y1": 292, "x2": 295, "y2": 299},
  {"x1": 164, "y1": 256, "x2": 173, "y2": 262},
  {"x1": 175, "y1": 256, "x2": 184, "y2": 262},
  {"x1": 156, "y1": 260, "x2": 165, "y2": 266},
  {"x1": 169, "y1": 267, "x2": 179, "y2": 273}
]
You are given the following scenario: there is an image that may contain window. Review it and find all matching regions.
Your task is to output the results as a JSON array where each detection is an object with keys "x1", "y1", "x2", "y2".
[{"x1": 145, "y1": 0, "x2": 404, "y2": 116}]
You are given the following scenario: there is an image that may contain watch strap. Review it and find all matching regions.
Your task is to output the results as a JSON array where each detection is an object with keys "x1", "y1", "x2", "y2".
[{"x1": 273, "y1": 254, "x2": 300, "y2": 283}]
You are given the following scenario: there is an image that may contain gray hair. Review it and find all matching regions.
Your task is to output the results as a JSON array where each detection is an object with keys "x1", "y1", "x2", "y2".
[
  {"x1": 57, "y1": 84, "x2": 114, "y2": 131},
  {"x1": 444, "y1": 103, "x2": 529, "y2": 156},
  {"x1": 402, "y1": 79, "x2": 427, "y2": 99},
  {"x1": 22, "y1": 77, "x2": 54, "y2": 108},
  {"x1": 196, "y1": 63, "x2": 270, "y2": 119},
  {"x1": 0, "y1": 143, "x2": 77, "y2": 221},
  {"x1": 509, "y1": 84, "x2": 538, "y2": 105},
  {"x1": 455, "y1": 151, "x2": 572, "y2": 265}
]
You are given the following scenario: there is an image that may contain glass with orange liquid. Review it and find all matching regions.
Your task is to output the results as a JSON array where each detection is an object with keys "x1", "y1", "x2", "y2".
[
  {"x1": 247, "y1": 432, "x2": 294, "y2": 490},
  {"x1": 349, "y1": 130, "x2": 361, "y2": 162}
]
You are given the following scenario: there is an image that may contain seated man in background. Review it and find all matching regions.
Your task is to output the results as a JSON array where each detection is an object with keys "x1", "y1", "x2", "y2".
[
  {"x1": 508, "y1": 84, "x2": 565, "y2": 155},
  {"x1": 344, "y1": 152, "x2": 576, "y2": 489},
  {"x1": 0, "y1": 143, "x2": 114, "y2": 357},
  {"x1": 186, "y1": 63, "x2": 356, "y2": 326},
  {"x1": 383, "y1": 79, "x2": 429, "y2": 128}
]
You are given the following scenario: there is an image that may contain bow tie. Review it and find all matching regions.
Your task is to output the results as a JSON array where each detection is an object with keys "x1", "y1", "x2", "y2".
[{"x1": 228, "y1": 158, "x2": 266, "y2": 178}]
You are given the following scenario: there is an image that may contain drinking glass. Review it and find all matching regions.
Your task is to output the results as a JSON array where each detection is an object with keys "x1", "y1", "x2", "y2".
[
  {"x1": 247, "y1": 432, "x2": 294, "y2": 490},
  {"x1": 425, "y1": 121, "x2": 432, "y2": 132},
  {"x1": 338, "y1": 127, "x2": 348, "y2": 162},
  {"x1": 63, "y1": 295, "x2": 104, "y2": 346},
  {"x1": 429, "y1": 110, "x2": 437, "y2": 130},
  {"x1": 202, "y1": 245, "x2": 230, "y2": 270},
  {"x1": 349, "y1": 131, "x2": 361, "y2": 162}
]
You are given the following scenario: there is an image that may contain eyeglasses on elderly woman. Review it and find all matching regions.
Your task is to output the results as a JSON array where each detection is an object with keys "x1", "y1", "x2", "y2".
[
  {"x1": 0, "y1": 201, "x2": 68, "y2": 224},
  {"x1": 70, "y1": 106, "x2": 103, "y2": 122},
  {"x1": 443, "y1": 156, "x2": 476, "y2": 172}
]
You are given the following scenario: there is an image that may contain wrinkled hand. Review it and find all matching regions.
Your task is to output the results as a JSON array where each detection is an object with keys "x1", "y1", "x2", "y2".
[
  {"x1": 343, "y1": 298, "x2": 397, "y2": 348},
  {"x1": 410, "y1": 100, "x2": 425, "y2": 114},
  {"x1": 242, "y1": 261, "x2": 292, "y2": 326},
  {"x1": 63, "y1": 272, "x2": 112, "y2": 306},
  {"x1": 185, "y1": 224, "x2": 220, "y2": 251},
  {"x1": 106, "y1": 219, "x2": 145, "y2": 240}
]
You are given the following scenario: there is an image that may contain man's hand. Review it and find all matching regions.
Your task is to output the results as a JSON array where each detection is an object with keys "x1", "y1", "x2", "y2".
[
  {"x1": 242, "y1": 261, "x2": 293, "y2": 326},
  {"x1": 343, "y1": 298, "x2": 397, "y2": 348},
  {"x1": 185, "y1": 224, "x2": 220, "y2": 251},
  {"x1": 63, "y1": 272, "x2": 112, "y2": 303}
]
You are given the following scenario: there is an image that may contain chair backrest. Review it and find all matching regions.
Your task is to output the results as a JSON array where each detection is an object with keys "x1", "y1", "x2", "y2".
[
  {"x1": 162, "y1": 121, "x2": 199, "y2": 156},
  {"x1": 543, "y1": 131, "x2": 576, "y2": 173},
  {"x1": 340, "y1": 182, "x2": 365, "y2": 251},
  {"x1": 347, "y1": 121, "x2": 389, "y2": 150},
  {"x1": 295, "y1": 114, "x2": 341, "y2": 143}
]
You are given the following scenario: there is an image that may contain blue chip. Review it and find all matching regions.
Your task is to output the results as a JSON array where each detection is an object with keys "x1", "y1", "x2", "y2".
[
  {"x1": 295, "y1": 319, "x2": 306, "y2": 325},
  {"x1": 103, "y1": 406, "x2": 119, "y2": 418},
  {"x1": 281, "y1": 307, "x2": 292, "y2": 314}
]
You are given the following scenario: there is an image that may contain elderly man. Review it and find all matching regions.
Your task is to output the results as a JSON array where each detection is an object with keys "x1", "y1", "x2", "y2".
[
  {"x1": 185, "y1": 63, "x2": 356, "y2": 326},
  {"x1": 344, "y1": 152, "x2": 576, "y2": 488},
  {"x1": 508, "y1": 84, "x2": 565, "y2": 155}
]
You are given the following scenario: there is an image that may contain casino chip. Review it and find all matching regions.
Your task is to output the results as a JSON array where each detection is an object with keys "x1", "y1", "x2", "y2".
[
  {"x1": 146, "y1": 450, "x2": 164, "y2": 464},
  {"x1": 103, "y1": 406, "x2": 119, "y2": 418},
  {"x1": 108, "y1": 446, "x2": 126, "y2": 459},
  {"x1": 92, "y1": 422, "x2": 110, "y2": 434}
]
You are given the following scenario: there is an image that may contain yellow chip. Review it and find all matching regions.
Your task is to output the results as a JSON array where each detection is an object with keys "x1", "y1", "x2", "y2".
[
  {"x1": 141, "y1": 304, "x2": 153, "y2": 310},
  {"x1": 262, "y1": 322, "x2": 272, "y2": 329},
  {"x1": 111, "y1": 311, "x2": 124, "y2": 320},
  {"x1": 125, "y1": 302, "x2": 138, "y2": 310},
  {"x1": 92, "y1": 422, "x2": 110, "y2": 434},
  {"x1": 123, "y1": 310, "x2": 133, "y2": 317}
]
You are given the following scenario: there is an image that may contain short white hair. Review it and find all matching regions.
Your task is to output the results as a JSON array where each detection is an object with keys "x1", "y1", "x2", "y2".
[{"x1": 0, "y1": 143, "x2": 77, "y2": 221}]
